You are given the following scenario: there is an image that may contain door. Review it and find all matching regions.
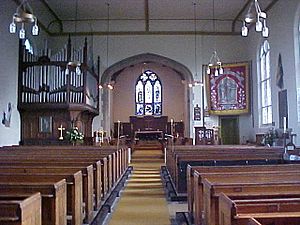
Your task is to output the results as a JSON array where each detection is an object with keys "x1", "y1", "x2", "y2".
[
  {"x1": 278, "y1": 89, "x2": 288, "y2": 129},
  {"x1": 220, "y1": 116, "x2": 239, "y2": 144}
]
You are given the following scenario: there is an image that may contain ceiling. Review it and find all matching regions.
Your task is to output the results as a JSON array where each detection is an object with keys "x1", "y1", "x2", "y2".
[{"x1": 13, "y1": 0, "x2": 279, "y2": 36}]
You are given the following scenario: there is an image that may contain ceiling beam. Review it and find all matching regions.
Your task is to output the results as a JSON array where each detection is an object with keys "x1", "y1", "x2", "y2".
[
  {"x1": 50, "y1": 30, "x2": 240, "y2": 37},
  {"x1": 231, "y1": 0, "x2": 252, "y2": 32},
  {"x1": 144, "y1": 0, "x2": 149, "y2": 31},
  {"x1": 40, "y1": 0, "x2": 63, "y2": 32},
  {"x1": 264, "y1": 0, "x2": 281, "y2": 11},
  {"x1": 61, "y1": 18, "x2": 235, "y2": 22}
]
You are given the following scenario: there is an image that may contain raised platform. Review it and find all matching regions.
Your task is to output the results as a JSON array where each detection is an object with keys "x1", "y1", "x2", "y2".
[{"x1": 131, "y1": 142, "x2": 164, "y2": 164}]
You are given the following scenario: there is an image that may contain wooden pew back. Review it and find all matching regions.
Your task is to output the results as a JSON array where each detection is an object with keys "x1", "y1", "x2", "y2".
[{"x1": 0, "y1": 193, "x2": 41, "y2": 225}]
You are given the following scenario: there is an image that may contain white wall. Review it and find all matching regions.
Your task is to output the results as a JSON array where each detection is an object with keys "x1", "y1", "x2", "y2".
[
  {"x1": 0, "y1": 1, "x2": 49, "y2": 146},
  {"x1": 2, "y1": 0, "x2": 299, "y2": 145},
  {"x1": 0, "y1": 1, "x2": 21, "y2": 146},
  {"x1": 246, "y1": 0, "x2": 300, "y2": 145},
  {"x1": 48, "y1": 33, "x2": 249, "y2": 138},
  {"x1": 112, "y1": 63, "x2": 185, "y2": 122},
  {"x1": 50, "y1": 25, "x2": 251, "y2": 141}
]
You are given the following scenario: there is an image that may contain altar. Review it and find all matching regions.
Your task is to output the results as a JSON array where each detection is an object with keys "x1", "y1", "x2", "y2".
[
  {"x1": 129, "y1": 115, "x2": 168, "y2": 133},
  {"x1": 134, "y1": 130, "x2": 164, "y2": 141},
  {"x1": 113, "y1": 115, "x2": 184, "y2": 141}
]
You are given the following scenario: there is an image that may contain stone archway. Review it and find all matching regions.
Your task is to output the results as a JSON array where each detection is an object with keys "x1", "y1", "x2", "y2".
[{"x1": 100, "y1": 53, "x2": 194, "y2": 137}]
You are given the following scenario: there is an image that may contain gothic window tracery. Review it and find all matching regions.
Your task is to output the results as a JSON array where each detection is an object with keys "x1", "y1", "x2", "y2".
[{"x1": 135, "y1": 70, "x2": 162, "y2": 115}]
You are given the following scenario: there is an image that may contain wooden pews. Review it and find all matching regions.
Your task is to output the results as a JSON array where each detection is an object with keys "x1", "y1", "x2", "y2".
[
  {"x1": 166, "y1": 145, "x2": 284, "y2": 193},
  {"x1": 219, "y1": 193, "x2": 300, "y2": 225},
  {"x1": 0, "y1": 170, "x2": 83, "y2": 225},
  {"x1": 0, "y1": 179, "x2": 67, "y2": 225},
  {"x1": 0, "y1": 145, "x2": 129, "y2": 225},
  {"x1": 188, "y1": 164, "x2": 300, "y2": 225},
  {"x1": 0, "y1": 192, "x2": 41, "y2": 225},
  {"x1": 165, "y1": 144, "x2": 300, "y2": 225},
  {"x1": 202, "y1": 172, "x2": 300, "y2": 225},
  {"x1": 247, "y1": 218, "x2": 262, "y2": 225}
]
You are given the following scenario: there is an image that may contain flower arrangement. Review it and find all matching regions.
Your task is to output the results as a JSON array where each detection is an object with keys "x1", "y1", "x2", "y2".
[
  {"x1": 262, "y1": 128, "x2": 278, "y2": 146},
  {"x1": 66, "y1": 127, "x2": 84, "y2": 145}
]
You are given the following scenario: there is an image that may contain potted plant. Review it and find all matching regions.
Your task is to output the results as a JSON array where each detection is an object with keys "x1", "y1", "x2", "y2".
[{"x1": 262, "y1": 128, "x2": 277, "y2": 147}]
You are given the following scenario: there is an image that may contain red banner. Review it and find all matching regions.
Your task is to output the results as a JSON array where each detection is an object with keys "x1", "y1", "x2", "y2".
[{"x1": 206, "y1": 62, "x2": 250, "y2": 115}]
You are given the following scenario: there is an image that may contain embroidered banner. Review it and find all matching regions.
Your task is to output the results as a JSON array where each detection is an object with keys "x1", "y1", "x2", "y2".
[{"x1": 206, "y1": 62, "x2": 250, "y2": 115}]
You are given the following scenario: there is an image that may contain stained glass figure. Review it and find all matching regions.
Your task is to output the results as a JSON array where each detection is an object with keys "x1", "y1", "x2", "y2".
[{"x1": 135, "y1": 70, "x2": 162, "y2": 115}]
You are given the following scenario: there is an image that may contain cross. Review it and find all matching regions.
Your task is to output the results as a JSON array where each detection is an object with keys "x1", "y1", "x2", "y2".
[{"x1": 58, "y1": 124, "x2": 65, "y2": 140}]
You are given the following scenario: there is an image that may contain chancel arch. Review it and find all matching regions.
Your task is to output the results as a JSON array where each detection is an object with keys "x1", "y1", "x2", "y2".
[{"x1": 100, "y1": 53, "x2": 194, "y2": 137}]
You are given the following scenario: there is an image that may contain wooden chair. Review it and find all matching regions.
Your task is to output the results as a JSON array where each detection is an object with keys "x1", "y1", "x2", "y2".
[{"x1": 195, "y1": 127, "x2": 214, "y2": 145}]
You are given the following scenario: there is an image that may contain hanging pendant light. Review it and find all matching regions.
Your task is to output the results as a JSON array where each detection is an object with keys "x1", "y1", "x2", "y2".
[
  {"x1": 207, "y1": 0, "x2": 223, "y2": 77},
  {"x1": 9, "y1": 0, "x2": 39, "y2": 39},
  {"x1": 241, "y1": 0, "x2": 269, "y2": 38},
  {"x1": 65, "y1": 0, "x2": 81, "y2": 76},
  {"x1": 190, "y1": 2, "x2": 202, "y2": 87}
]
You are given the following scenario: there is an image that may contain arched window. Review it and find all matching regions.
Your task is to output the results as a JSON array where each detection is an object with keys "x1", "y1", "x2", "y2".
[
  {"x1": 135, "y1": 70, "x2": 162, "y2": 115},
  {"x1": 259, "y1": 40, "x2": 272, "y2": 125},
  {"x1": 298, "y1": 18, "x2": 300, "y2": 122}
]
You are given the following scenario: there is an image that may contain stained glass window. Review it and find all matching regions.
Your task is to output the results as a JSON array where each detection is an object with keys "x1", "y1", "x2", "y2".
[
  {"x1": 135, "y1": 70, "x2": 162, "y2": 115},
  {"x1": 259, "y1": 40, "x2": 272, "y2": 125}
]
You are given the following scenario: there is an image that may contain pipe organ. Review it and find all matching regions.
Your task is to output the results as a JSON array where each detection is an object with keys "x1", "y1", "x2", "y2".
[{"x1": 18, "y1": 37, "x2": 99, "y2": 145}]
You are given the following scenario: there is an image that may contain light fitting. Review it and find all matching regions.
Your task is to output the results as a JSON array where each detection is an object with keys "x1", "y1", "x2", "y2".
[
  {"x1": 65, "y1": 61, "x2": 81, "y2": 76},
  {"x1": 9, "y1": 0, "x2": 39, "y2": 39},
  {"x1": 207, "y1": 0, "x2": 223, "y2": 77},
  {"x1": 107, "y1": 83, "x2": 114, "y2": 90},
  {"x1": 191, "y1": 3, "x2": 203, "y2": 88},
  {"x1": 189, "y1": 80, "x2": 203, "y2": 88},
  {"x1": 193, "y1": 81, "x2": 203, "y2": 86},
  {"x1": 106, "y1": 2, "x2": 110, "y2": 69},
  {"x1": 99, "y1": 81, "x2": 115, "y2": 90},
  {"x1": 65, "y1": 0, "x2": 81, "y2": 76},
  {"x1": 242, "y1": 0, "x2": 269, "y2": 38},
  {"x1": 206, "y1": 51, "x2": 223, "y2": 76}
]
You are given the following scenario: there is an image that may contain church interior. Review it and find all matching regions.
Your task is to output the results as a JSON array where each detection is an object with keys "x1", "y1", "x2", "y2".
[{"x1": 0, "y1": 0, "x2": 300, "y2": 225}]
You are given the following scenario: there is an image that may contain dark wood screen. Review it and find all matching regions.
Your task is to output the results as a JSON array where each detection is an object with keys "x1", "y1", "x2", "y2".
[
  {"x1": 129, "y1": 116, "x2": 168, "y2": 134},
  {"x1": 278, "y1": 89, "x2": 288, "y2": 129},
  {"x1": 18, "y1": 37, "x2": 99, "y2": 145}
]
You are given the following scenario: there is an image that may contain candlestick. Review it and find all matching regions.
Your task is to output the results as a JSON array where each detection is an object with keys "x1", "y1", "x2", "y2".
[
  {"x1": 118, "y1": 121, "x2": 121, "y2": 136},
  {"x1": 170, "y1": 119, "x2": 174, "y2": 135},
  {"x1": 117, "y1": 120, "x2": 121, "y2": 149}
]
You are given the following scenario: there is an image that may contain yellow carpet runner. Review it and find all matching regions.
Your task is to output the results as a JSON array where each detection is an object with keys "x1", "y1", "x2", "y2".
[{"x1": 108, "y1": 143, "x2": 170, "y2": 225}]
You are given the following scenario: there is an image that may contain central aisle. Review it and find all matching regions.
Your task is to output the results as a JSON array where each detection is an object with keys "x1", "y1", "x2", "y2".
[{"x1": 108, "y1": 144, "x2": 170, "y2": 225}]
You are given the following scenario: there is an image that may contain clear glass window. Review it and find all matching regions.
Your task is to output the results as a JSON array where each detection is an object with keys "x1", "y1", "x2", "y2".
[{"x1": 259, "y1": 40, "x2": 272, "y2": 125}]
